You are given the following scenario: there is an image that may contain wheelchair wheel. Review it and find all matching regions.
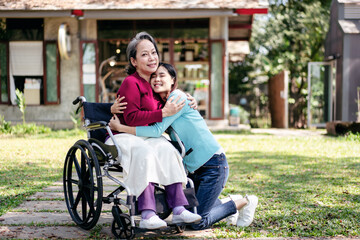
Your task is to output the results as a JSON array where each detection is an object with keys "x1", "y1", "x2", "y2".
[
  {"x1": 63, "y1": 139, "x2": 103, "y2": 230},
  {"x1": 112, "y1": 214, "x2": 134, "y2": 239},
  {"x1": 175, "y1": 224, "x2": 186, "y2": 233}
]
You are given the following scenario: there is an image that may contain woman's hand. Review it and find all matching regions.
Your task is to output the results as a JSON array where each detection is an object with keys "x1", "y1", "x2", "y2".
[
  {"x1": 186, "y1": 93, "x2": 198, "y2": 110},
  {"x1": 109, "y1": 114, "x2": 136, "y2": 135},
  {"x1": 162, "y1": 95, "x2": 185, "y2": 118},
  {"x1": 109, "y1": 114, "x2": 123, "y2": 132},
  {"x1": 111, "y1": 96, "x2": 127, "y2": 114}
]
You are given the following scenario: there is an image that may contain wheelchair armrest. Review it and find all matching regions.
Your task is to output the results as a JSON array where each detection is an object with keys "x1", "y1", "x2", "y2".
[
  {"x1": 167, "y1": 126, "x2": 185, "y2": 158},
  {"x1": 85, "y1": 121, "x2": 108, "y2": 130}
]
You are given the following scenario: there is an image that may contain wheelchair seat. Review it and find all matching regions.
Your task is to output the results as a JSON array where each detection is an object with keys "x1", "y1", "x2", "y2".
[{"x1": 88, "y1": 138, "x2": 118, "y2": 165}]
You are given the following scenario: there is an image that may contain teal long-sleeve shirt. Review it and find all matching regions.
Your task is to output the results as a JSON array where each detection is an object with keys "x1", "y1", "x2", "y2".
[{"x1": 136, "y1": 89, "x2": 221, "y2": 173}]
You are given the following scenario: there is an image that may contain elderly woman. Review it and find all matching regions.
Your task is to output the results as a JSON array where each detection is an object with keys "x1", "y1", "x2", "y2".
[{"x1": 105, "y1": 32, "x2": 201, "y2": 230}]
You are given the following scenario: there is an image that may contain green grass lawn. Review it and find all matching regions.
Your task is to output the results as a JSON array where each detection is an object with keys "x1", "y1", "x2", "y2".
[
  {"x1": 0, "y1": 130, "x2": 359, "y2": 238},
  {"x1": 215, "y1": 133, "x2": 360, "y2": 238},
  {"x1": 0, "y1": 130, "x2": 86, "y2": 216}
]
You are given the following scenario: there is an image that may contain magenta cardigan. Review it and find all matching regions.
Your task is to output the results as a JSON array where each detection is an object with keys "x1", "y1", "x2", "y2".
[{"x1": 117, "y1": 72, "x2": 162, "y2": 126}]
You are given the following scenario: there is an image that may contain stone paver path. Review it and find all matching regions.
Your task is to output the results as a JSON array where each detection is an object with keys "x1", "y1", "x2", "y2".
[{"x1": 0, "y1": 177, "x2": 215, "y2": 239}]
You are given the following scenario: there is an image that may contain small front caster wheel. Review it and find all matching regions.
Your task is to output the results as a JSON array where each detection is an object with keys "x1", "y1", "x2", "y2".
[
  {"x1": 175, "y1": 224, "x2": 186, "y2": 233},
  {"x1": 111, "y1": 214, "x2": 134, "y2": 239}
]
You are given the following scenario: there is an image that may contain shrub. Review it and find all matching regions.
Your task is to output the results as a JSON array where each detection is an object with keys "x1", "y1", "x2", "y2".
[
  {"x1": 0, "y1": 116, "x2": 12, "y2": 134},
  {"x1": 344, "y1": 132, "x2": 360, "y2": 142},
  {"x1": 0, "y1": 116, "x2": 52, "y2": 136},
  {"x1": 11, "y1": 123, "x2": 52, "y2": 135}
]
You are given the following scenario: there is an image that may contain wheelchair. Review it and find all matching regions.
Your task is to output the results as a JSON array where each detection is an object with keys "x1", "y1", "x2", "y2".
[{"x1": 63, "y1": 96, "x2": 198, "y2": 239}]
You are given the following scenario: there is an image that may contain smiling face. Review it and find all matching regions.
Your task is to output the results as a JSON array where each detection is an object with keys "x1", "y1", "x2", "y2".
[
  {"x1": 130, "y1": 39, "x2": 159, "y2": 80},
  {"x1": 150, "y1": 66, "x2": 174, "y2": 96}
]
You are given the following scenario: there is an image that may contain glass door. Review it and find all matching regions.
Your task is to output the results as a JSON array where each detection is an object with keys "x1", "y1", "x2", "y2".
[{"x1": 307, "y1": 61, "x2": 336, "y2": 128}]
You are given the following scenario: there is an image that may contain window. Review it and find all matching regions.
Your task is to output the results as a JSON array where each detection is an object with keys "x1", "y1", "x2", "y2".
[
  {"x1": 81, "y1": 41, "x2": 97, "y2": 102},
  {"x1": 45, "y1": 41, "x2": 60, "y2": 104},
  {"x1": 0, "y1": 18, "x2": 60, "y2": 105},
  {"x1": 0, "y1": 42, "x2": 8, "y2": 103}
]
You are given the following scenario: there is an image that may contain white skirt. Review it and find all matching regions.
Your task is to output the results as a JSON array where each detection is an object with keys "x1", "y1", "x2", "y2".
[{"x1": 105, "y1": 134, "x2": 187, "y2": 197}]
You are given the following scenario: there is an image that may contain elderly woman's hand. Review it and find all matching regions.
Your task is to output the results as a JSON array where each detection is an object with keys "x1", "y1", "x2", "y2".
[
  {"x1": 111, "y1": 96, "x2": 127, "y2": 114},
  {"x1": 186, "y1": 93, "x2": 198, "y2": 110},
  {"x1": 109, "y1": 114, "x2": 122, "y2": 132}
]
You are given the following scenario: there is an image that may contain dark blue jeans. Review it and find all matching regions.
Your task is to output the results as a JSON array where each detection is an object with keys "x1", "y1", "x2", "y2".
[{"x1": 188, "y1": 153, "x2": 237, "y2": 230}]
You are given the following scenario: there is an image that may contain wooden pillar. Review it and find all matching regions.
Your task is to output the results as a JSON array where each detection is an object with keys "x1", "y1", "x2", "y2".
[{"x1": 268, "y1": 70, "x2": 288, "y2": 128}]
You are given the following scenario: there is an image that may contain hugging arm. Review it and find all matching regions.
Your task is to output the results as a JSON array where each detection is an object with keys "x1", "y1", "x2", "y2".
[
  {"x1": 109, "y1": 109, "x2": 182, "y2": 138},
  {"x1": 109, "y1": 92, "x2": 186, "y2": 137},
  {"x1": 109, "y1": 114, "x2": 136, "y2": 135},
  {"x1": 112, "y1": 80, "x2": 162, "y2": 126},
  {"x1": 111, "y1": 80, "x2": 185, "y2": 125},
  {"x1": 111, "y1": 96, "x2": 127, "y2": 114}
]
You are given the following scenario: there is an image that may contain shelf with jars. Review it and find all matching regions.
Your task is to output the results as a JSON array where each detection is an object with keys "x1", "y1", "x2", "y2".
[
  {"x1": 172, "y1": 39, "x2": 209, "y2": 117},
  {"x1": 173, "y1": 40, "x2": 209, "y2": 91}
]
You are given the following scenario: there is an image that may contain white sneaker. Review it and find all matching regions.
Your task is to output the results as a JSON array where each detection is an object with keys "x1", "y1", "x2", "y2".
[
  {"x1": 172, "y1": 210, "x2": 202, "y2": 224},
  {"x1": 226, "y1": 210, "x2": 239, "y2": 225},
  {"x1": 225, "y1": 194, "x2": 243, "y2": 225},
  {"x1": 139, "y1": 215, "x2": 167, "y2": 229},
  {"x1": 237, "y1": 195, "x2": 258, "y2": 227}
]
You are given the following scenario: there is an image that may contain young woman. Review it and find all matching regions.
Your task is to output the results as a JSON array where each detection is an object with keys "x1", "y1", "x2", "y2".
[
  {"x1": 105, "y1": 32, "x2": 201, "y2": 230},
  {"x1": 109, "y1": 62, "x2": 259, "y2": 230}
]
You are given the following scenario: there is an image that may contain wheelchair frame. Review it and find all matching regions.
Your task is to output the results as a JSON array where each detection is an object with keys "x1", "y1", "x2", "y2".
[{"x1": 63, "y1": 96, "x2": 197, "y2": 239}]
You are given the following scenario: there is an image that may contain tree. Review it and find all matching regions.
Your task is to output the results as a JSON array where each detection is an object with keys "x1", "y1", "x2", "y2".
[{"x1": 249, "y1": 0, "x2": 331, "y2": 128}]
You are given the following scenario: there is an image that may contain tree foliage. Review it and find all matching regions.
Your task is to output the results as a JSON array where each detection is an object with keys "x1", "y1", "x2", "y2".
[{"x1": 249, "y1": 0, "x2": 331, "y2": 128}]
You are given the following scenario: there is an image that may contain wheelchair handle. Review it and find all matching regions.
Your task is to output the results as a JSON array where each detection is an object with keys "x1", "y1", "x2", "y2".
[
  {"x1": 73, "y1": 96, "x2": 86, "y2": 105},
  {"x1": 73, "y1": 96, "x2": 87, "y2": 114}
]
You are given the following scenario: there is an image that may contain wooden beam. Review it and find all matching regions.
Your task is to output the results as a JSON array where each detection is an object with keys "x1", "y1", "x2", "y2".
[
  {"x1": 229, "y1": 23, "x2": 252, "y2": 29},
  {"x1": 235, "y1": 8, "x2": 268, "y2": 15}
]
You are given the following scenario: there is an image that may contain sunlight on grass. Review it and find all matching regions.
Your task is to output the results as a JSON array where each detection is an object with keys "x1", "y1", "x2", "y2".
[{"x1": 0, "y1": 130, "x2": 86, "y2": 215}]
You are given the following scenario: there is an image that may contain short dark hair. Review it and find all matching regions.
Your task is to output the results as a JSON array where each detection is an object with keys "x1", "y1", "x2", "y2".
[
  {"x1": 126, "y1": 32, "x2": 160, "y2": 75},
  {"x1": 157, "y1": 62, "x2": 178, "y2": 92}
]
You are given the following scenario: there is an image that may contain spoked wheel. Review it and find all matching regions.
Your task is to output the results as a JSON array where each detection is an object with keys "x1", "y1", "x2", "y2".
[
  {"x1": 63, "y1": 139, "x2": 103, "y2": 230},
  {"x1": 112, "y1": 214, "x2": 134, "y2": 239}
]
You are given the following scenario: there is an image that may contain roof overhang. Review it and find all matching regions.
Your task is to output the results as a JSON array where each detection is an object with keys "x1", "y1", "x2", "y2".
[
  {"x1": 83, "y1": 9, "x2": 235, "y2": 19},
  {"x1": 0, "y1": 10, "x2": 71, "y2": 17},
  {"x1": 229, "y1": 8, "x2": 268, "y2": 41}
]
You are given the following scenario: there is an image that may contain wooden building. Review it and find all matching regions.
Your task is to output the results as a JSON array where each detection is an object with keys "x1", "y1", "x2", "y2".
[
  {"x1": 325, "y1": 0, "x2": 360, "y2": 122},
  {"x1": 0, "y1": 0, "x2": 267, "y2": 129}
]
